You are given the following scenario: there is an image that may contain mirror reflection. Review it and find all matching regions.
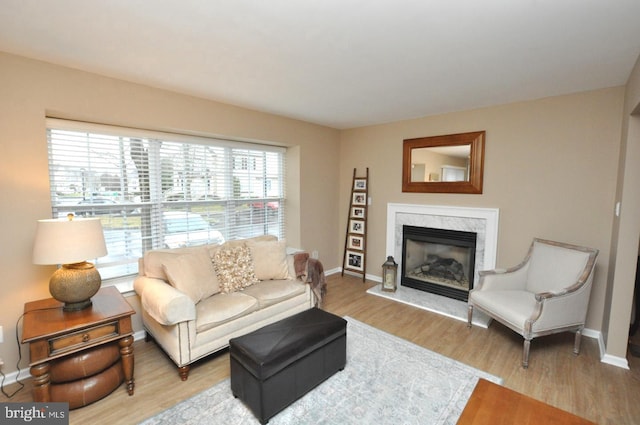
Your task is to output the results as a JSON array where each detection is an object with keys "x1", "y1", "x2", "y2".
[{"x1": 410, "y1": 145, "x2": 471, "y2": 182}]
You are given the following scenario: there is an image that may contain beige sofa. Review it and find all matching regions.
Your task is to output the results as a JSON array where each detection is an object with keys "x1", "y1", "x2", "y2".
[{"x1": 134, "y1": 235, "x2": 317, "y2": 380}]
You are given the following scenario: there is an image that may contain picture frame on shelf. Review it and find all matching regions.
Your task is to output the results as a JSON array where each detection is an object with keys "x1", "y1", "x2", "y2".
[
  {"x1": 354, "y1": 178, "x2": 367, "y2": 191},
  {"x1": 349, "y1": 219, "x2": 365, "y2": 234},
  {"x1": 352, "y1": 193, "x2": 366, "y2": 206},
  {"x1": 351, "y1": 206, "x2": 365, "y2": 218},
  {"x1": 346, "y1": 250, "x2": 364, "y2": 271},
  {"x1": 347, "y1": 235, "x2": 364, "y2": 250}
]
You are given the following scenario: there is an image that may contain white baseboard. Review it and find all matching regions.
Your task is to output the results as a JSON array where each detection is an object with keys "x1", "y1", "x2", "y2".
[
  {"x1": 601, "y1": 353, "x2": 630, "y2": 369},
  {"x1": 133, "y1": 329, "x2": 146, "y2": 342},
  {"x1": 334, "y1": 267, "x2": 380, "y2": 283},
  {"x1": 0, "y1": 365, "x2": 30, "y2": 391},
  {"x1": 324, "y1": 267, "x2": 342, "y2": 276},
  {"x1": 580, "y1": 328, "x2": 629, "y2": 369},
  {"x1": 582, "y1": 327, "x2": 602, "y2": 348}
]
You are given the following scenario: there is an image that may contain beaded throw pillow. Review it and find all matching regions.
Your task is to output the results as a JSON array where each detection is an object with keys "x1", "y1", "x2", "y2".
[{"x1": 212, "y1": 245, "x2": 259, "y2": 293}]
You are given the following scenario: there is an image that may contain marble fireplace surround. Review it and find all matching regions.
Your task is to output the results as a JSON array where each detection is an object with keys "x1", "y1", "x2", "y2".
[
  {"x1": 386, "y1": 203, "x2": 500, "y2": 285},
  {"x1": 369, "y1": 203, "x2": 499, "y2": 326}
]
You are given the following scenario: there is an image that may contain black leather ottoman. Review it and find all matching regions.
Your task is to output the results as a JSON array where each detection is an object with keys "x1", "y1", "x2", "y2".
[{"x1": 229, "y1": 308, "x2": 347, "y2": 424}]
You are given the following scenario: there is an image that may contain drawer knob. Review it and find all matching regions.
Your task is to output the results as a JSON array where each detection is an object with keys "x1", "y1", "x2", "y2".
[{"x1": 82, "y1": 334, "x2": 90, "y2": 342}]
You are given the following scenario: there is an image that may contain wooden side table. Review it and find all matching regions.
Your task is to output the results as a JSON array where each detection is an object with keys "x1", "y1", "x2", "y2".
[{"x1": 22, "y1": 286, "x2": 135, "y2": 409}]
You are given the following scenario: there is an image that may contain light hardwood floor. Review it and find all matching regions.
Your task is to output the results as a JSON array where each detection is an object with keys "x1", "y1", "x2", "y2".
[{"x1": 5, "y1": 274, "x2": 640, "y2": 424}]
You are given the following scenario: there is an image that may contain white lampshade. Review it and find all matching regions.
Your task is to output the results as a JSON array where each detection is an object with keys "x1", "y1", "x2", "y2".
[{"x1": 33, "y1": 216, "x2": 107, "y2": 265}]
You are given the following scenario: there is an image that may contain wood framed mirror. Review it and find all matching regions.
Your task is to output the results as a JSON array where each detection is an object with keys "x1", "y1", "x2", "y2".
[{"x1": 402, "y1": 131, "x2": 485, "y2": 194}]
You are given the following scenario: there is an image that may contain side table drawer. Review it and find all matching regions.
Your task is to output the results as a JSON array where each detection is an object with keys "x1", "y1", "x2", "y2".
[{"x1": 49, "y1": 321, "x2": 119, "y2": 356}]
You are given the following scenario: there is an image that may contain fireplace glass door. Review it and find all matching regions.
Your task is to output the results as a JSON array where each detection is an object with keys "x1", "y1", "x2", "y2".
[{"x1": 401, "y1": 226, "x2": 477, "y2": 301}]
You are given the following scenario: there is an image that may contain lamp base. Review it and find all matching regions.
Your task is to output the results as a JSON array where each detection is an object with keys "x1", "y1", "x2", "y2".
[
  {"x1": 49, "y1": 262, "x2": 101, "y2": 312},
  {"x1": 61, "y1": 299, "x2": 93, "y2": 312}
]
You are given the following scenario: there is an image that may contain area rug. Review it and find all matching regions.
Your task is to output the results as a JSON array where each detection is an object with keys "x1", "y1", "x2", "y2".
[
  {"x1": 367, "y1": 284, "x2": 492, "y2": 328},
  {"x1": 140, "y1": 317, "x2": 501, "y2": 425}
]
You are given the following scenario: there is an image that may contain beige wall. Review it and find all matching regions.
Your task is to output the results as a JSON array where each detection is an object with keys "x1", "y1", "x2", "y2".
[
  {"x1": 605, "y1": 54, "x2": 640, "y2": 358},
  {"x1": 0, "y1": 52, "x2": 340, "y2": 371},
  {"x1": 338, "y1": 87, "x2": 624, "y2": 339}
]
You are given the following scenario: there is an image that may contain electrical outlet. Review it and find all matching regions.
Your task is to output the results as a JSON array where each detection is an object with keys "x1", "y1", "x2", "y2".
[
  {"x1": 0, "y1": 357, "x2": 3, "y2": 367},
  {"x1": 0, "y1": 325, "x2": 3, "y2": 343},
  {"x1": 311, "y1": 250, "x2": 319, "y2": 259}
]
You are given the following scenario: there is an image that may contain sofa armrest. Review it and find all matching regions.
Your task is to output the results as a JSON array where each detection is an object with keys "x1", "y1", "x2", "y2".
[{"x1": 133, "y1": 276, "x2": 196, "y2": 325}]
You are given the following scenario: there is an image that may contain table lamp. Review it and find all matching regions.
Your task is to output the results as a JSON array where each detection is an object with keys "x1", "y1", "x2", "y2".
[{"x1": 33, "y1": 214, "x2": 108, "y2": 311}]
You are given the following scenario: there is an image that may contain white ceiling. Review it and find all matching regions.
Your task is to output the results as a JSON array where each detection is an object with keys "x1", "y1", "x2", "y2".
[{"x1": 1, "y1": 1, "x2": 640, "y2": 129}]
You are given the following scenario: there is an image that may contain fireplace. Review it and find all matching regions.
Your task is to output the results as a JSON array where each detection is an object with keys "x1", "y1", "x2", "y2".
[{"x1": 401, "y1": 225, "x2": 477, "y2": 302}]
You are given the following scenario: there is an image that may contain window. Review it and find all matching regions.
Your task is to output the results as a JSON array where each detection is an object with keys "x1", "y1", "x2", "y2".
[{"x1": 46, "y1": 119, "x2": 286, "y2": 281}]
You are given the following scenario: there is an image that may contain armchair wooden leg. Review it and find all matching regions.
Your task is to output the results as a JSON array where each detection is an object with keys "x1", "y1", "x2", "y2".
[
  {"x1": 467, "y1": 305, "x2": 473, "y2": 328},
  {"x1": 573, "y1": 328, "x2": 583, "y2": 356},
  {"x1": 522, "y1": 339, "x2": 531, "y2": 369}
]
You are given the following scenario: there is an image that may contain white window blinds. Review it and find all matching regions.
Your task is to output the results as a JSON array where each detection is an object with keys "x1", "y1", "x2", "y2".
[{"x1": 46, "y1": 119, "x2": 286, "y2": 281}]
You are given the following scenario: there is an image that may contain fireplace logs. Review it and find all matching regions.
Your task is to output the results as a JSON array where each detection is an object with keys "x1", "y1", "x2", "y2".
[{"x1": 408, "y1": 254, "x2": 469, "y2": 288}]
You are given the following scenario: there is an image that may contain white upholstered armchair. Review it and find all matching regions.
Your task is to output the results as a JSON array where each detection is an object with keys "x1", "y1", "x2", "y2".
[{"x1": 467, "y1": 238, "x2": 598, "y2": 368}]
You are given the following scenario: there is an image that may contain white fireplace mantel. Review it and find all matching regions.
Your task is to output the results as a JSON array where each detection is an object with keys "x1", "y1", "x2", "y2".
[{"x1": 386, "y1": 203, "x2": 500, "y2": 284}]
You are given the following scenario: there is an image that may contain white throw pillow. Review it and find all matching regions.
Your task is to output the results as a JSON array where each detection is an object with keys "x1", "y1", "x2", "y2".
[
  {"x1": 144, "y1": 246, "x2": 205, "y2": 280},
  {"x1": 161, "y1": 248, "x2": 220, "y2": 303},
  {"x1": 246, "y1": 239, "x2": 290, "y2": 280}
]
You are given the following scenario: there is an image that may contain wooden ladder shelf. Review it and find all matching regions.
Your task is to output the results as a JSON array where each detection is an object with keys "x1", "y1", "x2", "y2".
[{"x1": 342, "y1": 168, "x2": 369, "y2": 282}]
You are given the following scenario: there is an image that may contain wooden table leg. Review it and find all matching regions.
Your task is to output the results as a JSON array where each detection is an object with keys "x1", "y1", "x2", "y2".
[
  {"x1": 119, "y1": 336, "x2": 135, "y2": 395},
  {"x1": 30, "y1": 362, "x2": 51, "y2": 402}
]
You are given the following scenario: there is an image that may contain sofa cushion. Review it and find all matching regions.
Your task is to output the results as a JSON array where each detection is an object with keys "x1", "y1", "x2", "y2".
[
  {"x1": 213, "y1": 245, "x2": 259, "y2": 293},
  {"x1": 246, "y1": 239, "x2": 290, "y2": 280},
  {"x1": 144, "y1": 244, "x2": 220, "y2": 280},
  {"x1": 241, "y1": 280, "x2": 306, "y2": 308},
  {"x1": 196, "y1": 292, "x2": 259, "y2": 332},
  {"x1": 161, "y1": 249, "x2": 220, "y2": 303},
  {"x1": 144, "y1": 251, "x2": 180, "y2": 281}
]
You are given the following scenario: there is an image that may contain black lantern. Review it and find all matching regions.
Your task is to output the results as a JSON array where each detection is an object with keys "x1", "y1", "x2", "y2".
[{"x1": 382, "y1": 256, "x2": 398, "y2": 292}]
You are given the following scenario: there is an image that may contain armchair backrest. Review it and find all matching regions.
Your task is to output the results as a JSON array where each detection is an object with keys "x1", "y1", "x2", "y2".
[{"x1": 525, "y1": 239, "x2": 598, "y2": 294}]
